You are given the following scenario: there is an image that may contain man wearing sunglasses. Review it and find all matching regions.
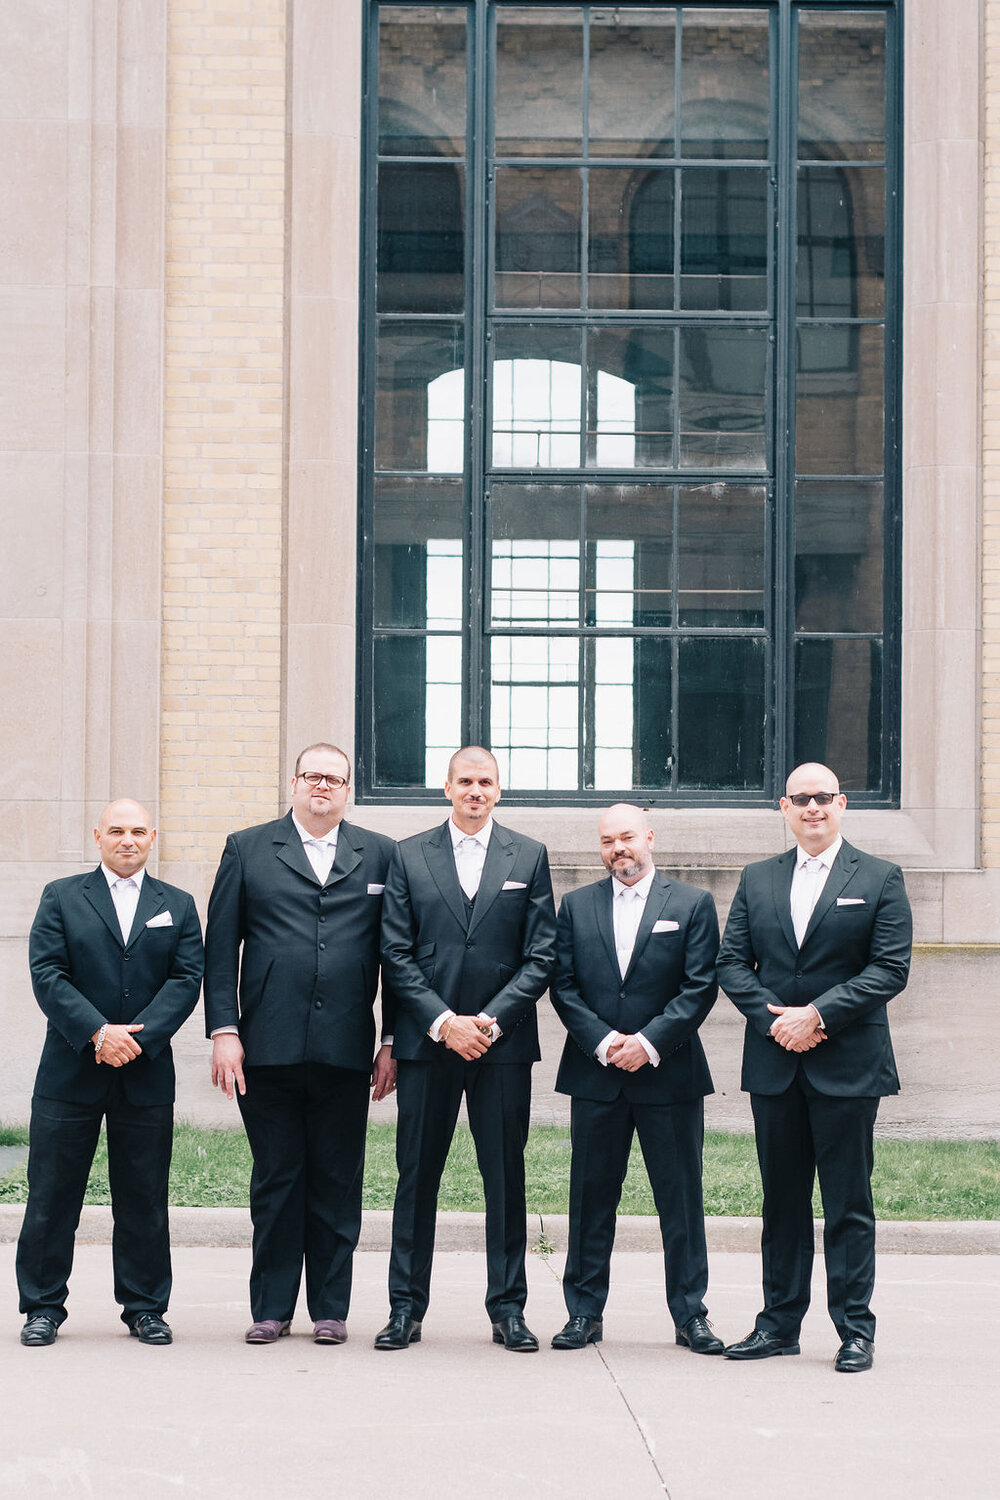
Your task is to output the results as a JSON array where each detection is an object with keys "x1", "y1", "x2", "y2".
[
  {"x1": 204, "y1": 744, "x2": 396, "y2": 1345},
  {"x1": 717, "y1": 762, "x2": 912, "y2": 1373}
]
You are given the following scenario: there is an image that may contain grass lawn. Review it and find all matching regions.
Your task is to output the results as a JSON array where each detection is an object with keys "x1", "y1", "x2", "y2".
[{"x1": 1, "y1": 1122, "x2": 999, "y2": 1219}]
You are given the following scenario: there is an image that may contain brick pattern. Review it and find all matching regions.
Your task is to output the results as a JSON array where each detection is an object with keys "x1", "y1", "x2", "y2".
[
  {"x1": 162, "y1": 1, "x2": 287, "y2": 868},
  {"x1": 987, "y1": 4, "x2": 1000, "y2": 864}
]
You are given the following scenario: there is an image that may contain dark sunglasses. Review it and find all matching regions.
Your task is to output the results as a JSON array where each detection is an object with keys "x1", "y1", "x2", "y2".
[{"x1": 787, "y1": 791, "x2": 838, "y2": 807}]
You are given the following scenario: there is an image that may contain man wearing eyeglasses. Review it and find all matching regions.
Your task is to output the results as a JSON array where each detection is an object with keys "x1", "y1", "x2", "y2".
[
  {"x1": 205, "y1": 744, "x2": 396, "y2": 1345},
  {"x1": 717, "y1": 762, "x2": 912, "y2": 1373}
]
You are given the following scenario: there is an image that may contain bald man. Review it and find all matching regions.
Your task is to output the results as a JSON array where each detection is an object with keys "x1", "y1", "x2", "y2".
[
  {"x1": 550, "y1": 805, "x2": 722, "y2": 1352},
  {"x1": 718, "y1": 764, "x2": 911, "y2": 1373},
  {"x1": 16, "y1": 800, "x2": 203, "y2": 1346}
]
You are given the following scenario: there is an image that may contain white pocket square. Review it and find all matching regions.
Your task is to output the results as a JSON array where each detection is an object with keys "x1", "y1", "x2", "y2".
[
  {"x1": 652, "y1": 919, "x2": 680, "y2": 933},
  {"x1": 837, "y1": 897, "x2": 866, "y2": 906},
  {"x1": 146, "y1": 911, "x2": 173, "y2": 928},
  {"x1": 367, "y1": 883, "x2": 385, "y2": 895},
  {"x1": 502, "y1": 880, "x2": 527, "y2": 891}
]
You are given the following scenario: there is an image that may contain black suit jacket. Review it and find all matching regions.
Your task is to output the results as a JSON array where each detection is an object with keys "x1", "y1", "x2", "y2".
[
  {"x1": 203, "y1": 813, "x2": 396, "y2": 1070},
  {"x1": 380, "y1": 819, "x2": 556, "y2": 1064},
  {"x1": 551, "y1": 872, "x2": 718, "y2": 1105},
  {"x1": 28, "y1": 868, "x2": 203, "y2": 1106},
  {"x1": 717, "y1": 839, "x2": 912, "y2": 1098}
]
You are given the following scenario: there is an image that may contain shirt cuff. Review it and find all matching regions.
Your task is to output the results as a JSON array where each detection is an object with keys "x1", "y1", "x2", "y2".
[
  {"x1": 211, "y1": 1026, "x2": 240, "y2": 1037},
  {"x1": 595, "y1": 1031, "x2": 619, "y2": 1066},
  {"x1": 636, "y1": 1031, "x2": 660, "y2": 1067},
  {"x1": 811, "y1": 1005, "x2": 826, "y2": 1030},
  {"x1": 429, "y1": 1010, "x2": 454, "y2": 1042},
  {"x1": 380, "y1": 1035, "x2": 394, "y2": 1047}
]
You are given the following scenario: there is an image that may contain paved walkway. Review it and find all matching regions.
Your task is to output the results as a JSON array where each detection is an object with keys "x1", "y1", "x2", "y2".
[{"x1": 2, "y1": 1243, "x2": 999, "y2": 1499}]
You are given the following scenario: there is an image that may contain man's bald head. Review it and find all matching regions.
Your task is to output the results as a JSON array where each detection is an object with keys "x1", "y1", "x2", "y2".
[
  {"x1": 598, "y1": 803, "x2": 655, "y2": 885},
  {"x1": 93, "y1": 799, "x2": 157, "y2": 878}
]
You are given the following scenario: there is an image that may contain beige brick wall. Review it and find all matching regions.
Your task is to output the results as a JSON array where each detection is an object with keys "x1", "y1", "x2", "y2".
[
  {"x1": 162, "y1": 0, "x2": 288, "y2": 882},
  {"x1": 986, "y1": 2, "x2": 1000, "y2": 864}
]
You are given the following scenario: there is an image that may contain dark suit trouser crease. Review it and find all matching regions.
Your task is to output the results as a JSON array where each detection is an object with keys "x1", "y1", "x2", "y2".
[
  {"x1": 564, "y1": 1095, "x2": 709, "y2": 1327},
  {"x1": 238, "y1": 1062, "x2": 370, "y2": 1322},
  {"x1": 751, "y1": 1070, "x2": 879, "y2": 1341},
  {"x1": 16, "y1": 1087, "x2": 174, "y2": 1323},
  {"x1": 389, "y1": 1054, "x2": 532, "y2": 1322}
]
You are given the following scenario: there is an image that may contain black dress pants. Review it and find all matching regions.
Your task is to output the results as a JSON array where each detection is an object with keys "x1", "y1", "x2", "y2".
[
  {"x1": 388, "y1": 1053, "x2": 532, "y2": 1322},
  {"x1": 751, "y1": 1070, "x2": 880, "y2": 1341},
  {"x1": 563, "y1": 1094, "x2": 709, "y2": 1328},
  {"x1": 237, "y1": 1062, "x2": 371, "y2": 1322},
  {"x1": 16, "y1": 1085, "x2": 174, "y2": 1324}
]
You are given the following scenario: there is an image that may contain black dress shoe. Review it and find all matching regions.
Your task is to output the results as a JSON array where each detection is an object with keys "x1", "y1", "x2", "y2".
[
  {"x1": 374, "y1": 1313, "x2": 422, "y2": 1350},
  {"x1": 129, "y1": 1313, "x2": 173, "y2": 1345},
  {"x1": 835, "y1": 1335, "x2": 874, "y2": 1373},
  {"x1": 491, "y1": 1315, "x2": 539, "y2": 1352},
  {"x1": 724, "y1": 1329, "x2": 800, "y2": 1360},
  {"x1": 675, "y1": 1315, "x2": 725, "y2": 1355},
  {"x1": 20, "y1": 1314, "x2": 59, "y2": 1347},
  {"x1": 551, "y1": 1315, "x2": 603, "y2": 1350}
]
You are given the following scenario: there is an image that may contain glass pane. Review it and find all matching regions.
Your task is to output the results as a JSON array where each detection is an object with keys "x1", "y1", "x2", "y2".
[
  {"x1": 495, "y1": 168, "x2": 581, "y2": 309},
  {"x1": 373, "y1": 478, "x2": 465, "y2": 627},
  {"x1": 797, "y1": 166, "x2": 884, "y2": 319},
  {"x1": 796, "y1": 324, "x2": 883, "y2": 475},
  {"x1": 633, "y1": 638, "x2": 674, "y2": 787},
  {"x1": 490, "y1": 635, "x2": 580, "y2": 791},
  {"x1": 490, "y1": 483, "x2": 581, "y2": 627},
  {"x1": 795, "y1": 636, "x2": 882, "y2": 790},
  {"x1": 589, "y1": 168, "x2": 674, "y2": 310},
  {"x1": 587, "y1": 328, "x2": 674, "y2": 468},
  {"x1": 495, "y1": 8, "x2": 582, "y2": 158},
  {"x1": 378, "y1": 7, "x2": 466, "y2": 157},
  {"x1": 795, "y1": 481, "x2": 883, "y2": 633},
  {"x1": 375, "y1": 322, "x2": 464, "y2": 472},
  {"x1": 798, "y1": 12, "x2": 886, "y2": 161},
  {"x1": 585, "y1": 486, "x2": 674, "y2": 627},
  {"x1": 680, "y1": 9, "x2": 770, "y2": 159},
  {"x1": 678, "y1": 483, "x2": 766, "y2": 626},
  {"x1": 593, "y1": 636, "x2": 638, "y2": 790},
  {"x1": 373, "y1": 634, "x2": 463, "y2": 788},
  {"x1": 588, "y1": 9, "x2": 675, "y2": 159},
  {"x1": 491, "y1": 326, "x2": 582, "y2": 468},
  {"x1": 678, "y1": 326, "x2": 767, "y2": 470},
  {"x1": 377, "y1": 163, "x2": 465, "y2": 313},
  {"x1": 680, "y1": 168, "x2": 768, "y2": 311},
  {"x1": 677, "y1": 637, "x2": 766, "y2": 788}
]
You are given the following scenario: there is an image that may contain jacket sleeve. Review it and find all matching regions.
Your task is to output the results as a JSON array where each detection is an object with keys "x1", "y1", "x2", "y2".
[
  {"x1": 486, "y1": 842, "x2": 557, "y2": 1035},
  {"x1": 638, "y1": 888, "x2": 720, "y2": 1057},
  {"x1": 128, "y1": 893, "x2": 205, "y2": 1059},
  {"x1": 28, "y1": 884, "x2": 107, "y2": 1052},
  {"x1": 716, "y1": 869, "x2": 786, "y2": 1038},
  {"x1": 203, "y1": 835, "x2": 245, "y2": 1034},
  {"x1": 808, "y1": 864, "x2": 912, "y2": 1032},
  {"x1": 550, "y1": 891, "x2": 611, "y2": 1058},
  {"x1": 379, "y1": 845, "x2": 449, "y2": 1034}
]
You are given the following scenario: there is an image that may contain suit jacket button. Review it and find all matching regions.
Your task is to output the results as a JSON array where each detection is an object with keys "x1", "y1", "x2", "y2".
[
  {"x1": 123, "y1": 952, "x2": 130, "y2": 961},
  {"x1": 795, "y1": 969, "x2": 803, "y2": 978},
  {"x1": 314, "y1": 999, "x2": 323, "y2": 1009},
  {"x1": 319, "y1": 942, "x2": 326, "y2": 951},
  {"x1": 465, "y1": 940, "x2": 473, "y2": 949},
  {"x1": 123, "y1": 991, "x2": 130, "y2": 1000},
  {"x1": 319, "y1": 915, "x2": 326, "y2": 923}
]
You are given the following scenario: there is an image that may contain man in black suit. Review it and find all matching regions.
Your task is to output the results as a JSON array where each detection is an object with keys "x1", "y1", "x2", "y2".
[
  {"x1": 205, "y1": 743, "x2": 396, "y2": 1345},
  {"x1": 718, "y1": 762, "x2": 912, "y2": 1373},
  {"x1": 17, "y1": 799, "x2": 203, "y2": 1347},
  {"x1": 550, "y1": 803, "x2": 722, "y2": 1353},
  {"x1": 376, "y1": 746, "x2": 556, "y2": 1353}
]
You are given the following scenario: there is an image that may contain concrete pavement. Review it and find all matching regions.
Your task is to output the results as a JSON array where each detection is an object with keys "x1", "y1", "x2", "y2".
[{"x1": 2, "y1": 1243, "x2": 999, "y2": 1500}]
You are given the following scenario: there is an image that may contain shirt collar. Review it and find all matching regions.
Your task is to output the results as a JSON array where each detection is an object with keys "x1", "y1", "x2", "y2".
[
  {"x1": 795, "y1": 834, "x2": 842, "y2": 871},
  {"x1": 101, "y1": 863, "x2": 146, "y2": 892},
  {"x1": 612, "y1": 866, "x2": 656, "y2": 901},
  {"x1": 292, "y1": 813, "x2": 340, "y2": 848},
  {"x1": 448, "y1": 816, "x2": 494, "y2": 850}
]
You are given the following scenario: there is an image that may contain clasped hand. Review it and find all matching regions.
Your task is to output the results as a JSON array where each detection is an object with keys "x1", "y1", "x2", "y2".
[
  {"x1": 443, "y1": 1014, "x2": 496, "y2": 1061},
  {"x1": 607, "y1": 1033, "x2": 649, "y2": 1072},
  {"x1": 767, "y1": 1003, "x2": 826, "y2": 1052},
  {"x1": 92, "y1": 1022, "x2": 143, "y2": 1067}
]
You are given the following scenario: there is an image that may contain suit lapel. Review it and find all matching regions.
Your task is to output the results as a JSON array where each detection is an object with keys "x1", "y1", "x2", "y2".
[
  {"x1": 325, "y1": 820, "x2": 362, "y2": 887},
  {"x1": 594, "y1": 879, "x2": 619, "y2": 977},
  {"x1": 622, "y1": 873, "x2": 670, "y2": 982},
  {"x1": 467, "y1": 824, "x2": 516, "y2": 938},
  {"x1": 770, "y1": 849, "x2": 799, "y2": 955},
  {"x1": 124, "y1": 875, "x2": 166, "y2": 951},
  {"x1": 274, "y1": 812, "x2": 323, "y2": 886},
  {"x1": 81, "y1": 868, "x2": 125, "y2": 947},
  {"x1": 422, "y1": 822, "x2": 470, "y2": 932},
  {"x1": 800, "y1": 840, "x2": 860, "y2": 950}
]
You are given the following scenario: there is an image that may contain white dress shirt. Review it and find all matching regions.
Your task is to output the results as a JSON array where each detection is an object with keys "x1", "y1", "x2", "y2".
[
  {"x1": 430, "y1": 817, "x2": 499, "y2": 1043},
  {"x1": 788, "y1": 834, "x2": 841, "y2": 1029},
  {"x1": 595, "y1": 867, "x2": 660, "y2": 1068},
  {"x1": 292, "y1": 813, "x2": 340, "y2": 885},
  {"x1": 101, "y1": 863, "x2": 145, "y2": 945}
]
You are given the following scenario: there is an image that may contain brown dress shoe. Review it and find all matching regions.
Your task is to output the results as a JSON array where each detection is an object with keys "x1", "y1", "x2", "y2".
[
  {"x1": 245, "y1": 1319, "x2": 291, "y2": 1344},
  {"x1": 313, "y1": 1319, "x2": 348, "y2": 1344}
]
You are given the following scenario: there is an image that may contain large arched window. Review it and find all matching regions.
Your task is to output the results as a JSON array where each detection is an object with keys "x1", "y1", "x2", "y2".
[{"x1": 359, "y1": 1, "x2": 901, "y2": 803}]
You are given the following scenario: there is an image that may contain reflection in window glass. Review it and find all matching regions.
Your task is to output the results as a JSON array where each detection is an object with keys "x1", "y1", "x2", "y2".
[
  {"x1": 796, "y1": 324, "x2": 883, "y2": 476},
  {"x1": 797, "y1": 166, "x2": 884, "y2": 319},
  {"x1": 495, "y1": 8, "x2": 582, "y2": 157},
  {"x1": 678, "y1": 326, "x2": 768, "y2": 469},
  {"x1": 677, "y1": 637, "x2": 766, "y2": 788},
  {"x1": 373, "y1": 477, "x2": 464, "y2": 627},
  {"x1": 587, "y1": 329, "x2": 673, "y2": 468},
  {"x1": 491, "y1": 635, "x2": 580, "y2": 790},
  {"x1": 377, "y1": 163, "x2": 465, "y2": 313},
  {"x1": 795, "y1": 636, "x2": 882, "y2": 790},
  {"x1": 424, "y1": 635, "x2": 463, "y2": 787},
  {"x1": 588, "y1": 168, "x2": 675, "y2": 312},
  {"x1": 491, "y1": 540, "x2": 579, "y2": 627},
  {"x1": 375, "y1": 323, "x2": 464, "y2": 472},
  {"x1": 678, "y1": 483, "x2": 766, "y2": 627},
  {"x1": 492, "y1": 358, "x2": 581, "y2": 468},
  {"x1": 594, "y1": 637, "x2": 635, "y2": 790},
  {"x1": 588, "y1": 10, "x2": 675, "y2": 158},
  {"x1": 378, "y1": 7, "x2": 467, "y2": 157},
  {"x1": 680, "y1": 168, "x2": 769, "y2": 311},
  {"x1": 798, "y1": 11, "x2": 886, "y2": 161},
  {"x1": 495, "y1": 168, "x2": 581, "y2": 309},
  {"x1": 680, "y1": 8, "x2": 770, "y2": 159},
  {"x1": 795, "y1": 482, "x2": 883, "y2": 632},
  {"x1": 585, "y1": 486, "x2": 673, "y2": 628}
]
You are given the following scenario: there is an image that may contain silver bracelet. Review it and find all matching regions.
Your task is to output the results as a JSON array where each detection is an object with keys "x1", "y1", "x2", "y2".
[{"x1": 94, "y1": 1023, "x2": 108, "y2": 1056}]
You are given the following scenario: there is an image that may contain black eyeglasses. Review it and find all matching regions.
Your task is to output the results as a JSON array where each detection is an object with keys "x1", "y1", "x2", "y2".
[
  {"x1": 787, "y1": 791, "x2": 838, "y2": 807},
  {"x1": 297, "y1": 772, "x2": 348, "y2": 789}
]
